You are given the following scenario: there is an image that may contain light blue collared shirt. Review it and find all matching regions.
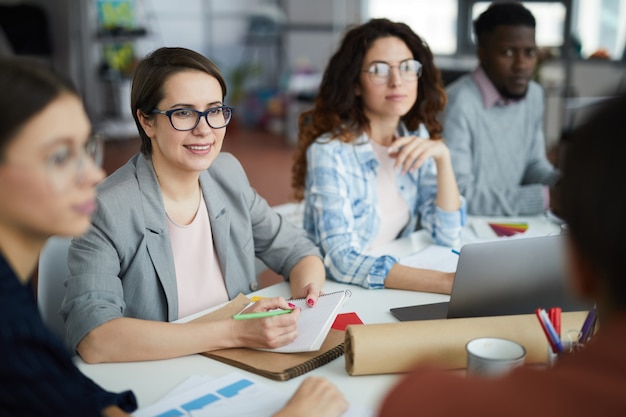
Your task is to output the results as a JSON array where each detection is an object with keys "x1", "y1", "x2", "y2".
[{"x1": 303, "y1": 123, "x2": 467, "y2": 289}]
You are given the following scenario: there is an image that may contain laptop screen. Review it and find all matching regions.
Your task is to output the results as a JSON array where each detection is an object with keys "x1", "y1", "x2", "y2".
[
  {"x1": 447, "y1": 234, "x2": 589, "y2": 318},
  {"x1": 391, "y1": 235, "x2": 591, "y2": 321}
]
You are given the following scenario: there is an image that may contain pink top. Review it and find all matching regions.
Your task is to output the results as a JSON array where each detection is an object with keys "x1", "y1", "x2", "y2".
[
  {"x1": 167, "y1": 193, "x2": 229, "y2": 319},
  {"x1": 473, "y1": 66, "x2": 549, "y2": 209},
  {"x1": 472, "y1": 66, "x2": 521, "y2": 109},
  {"x1": 368, "y1": 140, "x2": 410, "y2": 250}
]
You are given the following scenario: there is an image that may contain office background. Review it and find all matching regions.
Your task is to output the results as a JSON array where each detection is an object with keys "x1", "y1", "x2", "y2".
[
  {"x1": 2, "y1": 1, "x2": 624, "y2": 288},
  {"x1": 1, "y1": 0, "x2": 624, "y2": 145}
]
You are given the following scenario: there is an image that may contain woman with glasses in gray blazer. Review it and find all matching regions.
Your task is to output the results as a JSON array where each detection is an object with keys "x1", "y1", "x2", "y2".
[{"x1": 62, "y1": 47, "x2": 328, "y2": 365}]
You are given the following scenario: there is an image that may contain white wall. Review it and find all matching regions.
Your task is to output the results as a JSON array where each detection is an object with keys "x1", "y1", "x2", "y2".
[{"x1": 283, "y1": 0, "x2": 361, "y2": 73}]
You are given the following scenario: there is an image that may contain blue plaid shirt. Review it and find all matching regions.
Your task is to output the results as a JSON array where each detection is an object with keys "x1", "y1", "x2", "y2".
[{"x1": 303, "y1": 123, "x2": 466, "y2": 289}]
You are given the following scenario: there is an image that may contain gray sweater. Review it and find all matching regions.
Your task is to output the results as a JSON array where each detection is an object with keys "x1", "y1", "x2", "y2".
[{"x1": 442, "y1": 73, "x2": 559, "y2": 215}]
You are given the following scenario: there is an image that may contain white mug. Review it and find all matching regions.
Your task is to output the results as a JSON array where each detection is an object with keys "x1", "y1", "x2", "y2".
[{"x1": 466, "y1": 337, "x2": 526, "y2": 377}]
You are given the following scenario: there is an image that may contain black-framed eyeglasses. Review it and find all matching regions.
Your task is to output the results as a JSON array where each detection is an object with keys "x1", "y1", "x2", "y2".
[
  {"x1": 151, "y1": 106, "x2": 235, "y2": 131},
  {"x1": 360, "y1": 59, "x2": 423, "y2": 85}
]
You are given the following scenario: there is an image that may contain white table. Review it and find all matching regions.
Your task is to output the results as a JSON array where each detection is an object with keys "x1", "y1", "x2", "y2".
[
  {"x1": 76, "y1": 214, "x2": 561, "y2": 411},
  {"x1": 76, "y1": 280, "x2": 437, "y2": 411},
  {"x1": 368, "y1": 213, "x2": 561, "y2": 259}
]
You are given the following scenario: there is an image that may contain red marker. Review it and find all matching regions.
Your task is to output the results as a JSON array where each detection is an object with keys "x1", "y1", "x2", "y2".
[
  {"x1": 548, "y1": 307, "x2": 562, "y2": 341},
  {"x1": 535, "y1": 308, "x2": 561, "y2": 353}
]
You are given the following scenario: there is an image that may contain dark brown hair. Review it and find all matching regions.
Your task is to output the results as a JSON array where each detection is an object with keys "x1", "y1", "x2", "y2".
[
  {"x1": 559, "y1": 94, "x2": 626, "y2": 307},
  {"x1": 0, "y1": 57, "x2": 79, "y2": 161},
  {"x1": 131, "y1": 47, "x2": 227, "y2": 156},
  {"x1": 291, "y1": 18, "x2": 446, "y2": 200}
]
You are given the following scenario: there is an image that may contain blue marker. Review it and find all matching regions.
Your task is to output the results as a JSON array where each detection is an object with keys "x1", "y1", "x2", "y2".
[
  {"x1": 451, "y1": 249, "x2": 460, "y2": 256},
  {"x1": 539, "y1": 308, "x2": 564, "y2": 353}
]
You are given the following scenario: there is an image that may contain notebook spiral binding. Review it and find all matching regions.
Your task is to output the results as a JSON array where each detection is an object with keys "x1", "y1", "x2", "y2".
[
  {"x1": 202, "y1": 289, "x2": 351, "y2": 381},
  {"x1": 285, "y1": 342, "x2": 345, "y2": 380},
  {"x1": 288, "y1": 289, "x2": 352, "y2": 301},
  {"x1": 281, "y1": 289, "x2": 351, "y2": 380}
]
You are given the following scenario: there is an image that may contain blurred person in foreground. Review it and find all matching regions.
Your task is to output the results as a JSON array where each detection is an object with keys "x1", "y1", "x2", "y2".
[{"x1": 0, "y1": 56, "x2": 136, "y2": 416}]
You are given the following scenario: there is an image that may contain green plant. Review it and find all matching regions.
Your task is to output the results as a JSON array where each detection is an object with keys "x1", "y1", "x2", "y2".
[{"x1": 228, "y1": 62, "x2": 263, "y2": 106}]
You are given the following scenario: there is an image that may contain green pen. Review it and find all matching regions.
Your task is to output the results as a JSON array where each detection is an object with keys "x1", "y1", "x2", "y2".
[{"x1": 233, "y1": 309, "x2": 294, "y2": 320}]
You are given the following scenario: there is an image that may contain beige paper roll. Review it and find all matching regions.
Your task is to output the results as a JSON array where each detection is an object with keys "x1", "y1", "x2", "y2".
[{"x1": 345, "y1": 311, "x2": 587, "y2": 375}]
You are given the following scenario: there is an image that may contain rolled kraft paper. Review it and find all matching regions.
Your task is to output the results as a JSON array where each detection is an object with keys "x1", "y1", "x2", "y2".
[{"x1": 345, "y1": 311, "x2": 588, "y2": 376}]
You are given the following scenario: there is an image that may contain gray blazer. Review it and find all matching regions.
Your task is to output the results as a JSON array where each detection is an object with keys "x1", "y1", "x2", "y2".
[{"x1": 61, "y1": 152, "x2": 321, "y2": 351}]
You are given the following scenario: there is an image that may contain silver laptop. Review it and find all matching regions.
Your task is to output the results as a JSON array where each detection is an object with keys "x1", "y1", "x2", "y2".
[{"x1": 390, "y1": 234, "x2": 591, "y2": 321}]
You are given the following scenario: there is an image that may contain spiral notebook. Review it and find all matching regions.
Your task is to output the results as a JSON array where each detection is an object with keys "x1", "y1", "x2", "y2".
[
  {"x1": 264, "y1": 289, "x2": 351, "y2": 353},
  {"x1": 191, "y1": 291, "x2": 351, "y2": 381}
]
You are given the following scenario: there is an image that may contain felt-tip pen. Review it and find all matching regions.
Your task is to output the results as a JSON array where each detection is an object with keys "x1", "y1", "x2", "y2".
[
  {"x1": 233, "y1": 309, "x2": 293, "y2": 320},
  {"x1": 579, "y1": 306, "x2": 597, "y2": 343},
  {"x1": 536, "y1": 308, "x2": 564, "y2": 353},
  {"x1": 451, "y1": 249, "x2": 460, "y2": 255}
]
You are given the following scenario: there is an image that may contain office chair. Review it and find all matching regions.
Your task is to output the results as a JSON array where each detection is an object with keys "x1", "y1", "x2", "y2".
[{"x1": 37, "y1": 236, "x2": 72, "y2": 348}]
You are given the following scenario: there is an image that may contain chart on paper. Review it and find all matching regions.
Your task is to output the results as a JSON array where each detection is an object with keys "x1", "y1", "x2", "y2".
[
  {"x1": 132, "y1": 372, "x2": 373, "y2": 417},
  {"x1": 471, "y1": 219, "x2": 529, "y2": 239},
  {"x1": 132, "y1": 373, "x2": 289, "y2": 417}
]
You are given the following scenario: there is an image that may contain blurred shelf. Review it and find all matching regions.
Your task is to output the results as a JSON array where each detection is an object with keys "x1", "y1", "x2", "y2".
[
  {"x1": 96, "y1": 26, "x2": 147, "y2": 42},
  {"x1": 97, "y1": 118, "x2": 138, "y2": 141}
]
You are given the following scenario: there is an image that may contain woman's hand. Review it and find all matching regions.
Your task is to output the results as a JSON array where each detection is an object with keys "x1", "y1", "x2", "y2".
[
  {"x1": 437, "y1": 271, "x2": 455, "y2": 295},
  {"x1": 295, "y1": 281, "x2": 323, "y2": 308},
  {"x1": 272, "y1": 377, "x2": 348, "y2": 417},
  {"x1": 101, "y1": 406, "x2": 132, "y2": 417},
  {"x1": 386, "y1": 264, "x2": 455, "y2": 294},
  {"x1": 233, "y1": 297, "x2": 301, "y2": 349},
  {"x1": 288, "y1": 256, "x2": 326, "y2": 307},
  {"x1": 389, "y1": 136, "x2": 451, "y2": 174},
  {"x1": 390, "y1": 136, "x2": 461, "y2": 212}
]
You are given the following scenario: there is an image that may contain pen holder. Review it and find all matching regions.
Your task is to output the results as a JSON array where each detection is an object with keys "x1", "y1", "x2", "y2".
[{"x1": 546, "y1": 329, "x2": 584, "y2": 368}]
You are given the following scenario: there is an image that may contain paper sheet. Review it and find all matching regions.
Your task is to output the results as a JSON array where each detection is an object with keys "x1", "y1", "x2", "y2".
[
  {"x1": 344, "y1": 311, "x2": 587, "y2": 376},
  {"x1": 399, "y1": 244, "x2": 459, "y2": 272},
  {"x1": 132, "y1": 373, "x2": 288, "y2": 417},
  {"x1": 132, "y1": 372, "x2": 372, "y2": 417},
  {"x1": 265, "y1": 290, "x2": 350, "y2": 353}
]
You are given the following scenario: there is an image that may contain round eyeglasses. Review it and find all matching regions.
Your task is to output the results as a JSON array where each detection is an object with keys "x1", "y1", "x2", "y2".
[
  {"x1": 45, "y1": 133, "x2": 104, "y2": 192},
  {"x1": 151, "y1": 106, "x2": 235, "y2": 131},
  {"x1": 361, "y1": 59, "x2": 423, "y2": 85}
]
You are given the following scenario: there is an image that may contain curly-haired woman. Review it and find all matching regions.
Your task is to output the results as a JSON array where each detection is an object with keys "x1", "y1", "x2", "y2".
[{"x1": 292, "y1": 19, "x2": 466, "y2": 294}]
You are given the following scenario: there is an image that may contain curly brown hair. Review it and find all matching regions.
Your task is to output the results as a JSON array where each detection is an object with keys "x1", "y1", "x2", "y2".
[{"x1": 291, "y1": 18, "x2": 447, "y2": 200}]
